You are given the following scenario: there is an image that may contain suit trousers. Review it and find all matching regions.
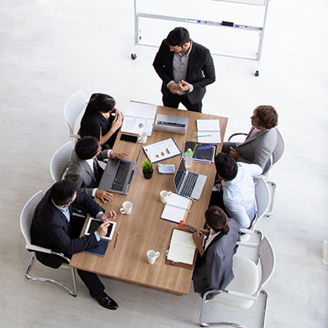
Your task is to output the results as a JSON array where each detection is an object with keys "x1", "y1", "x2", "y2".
[
  {"x1": 70, "y1": 216, "x2": 105, "y2": 295},
  {"x1": 162, "y1": 93, "x2": 202, "y2": 112}
]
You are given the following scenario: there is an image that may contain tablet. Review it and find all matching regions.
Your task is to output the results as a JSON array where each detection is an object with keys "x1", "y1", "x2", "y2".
[{"x1": 85, "y1": 218, "x2": 117, "y2": 240}]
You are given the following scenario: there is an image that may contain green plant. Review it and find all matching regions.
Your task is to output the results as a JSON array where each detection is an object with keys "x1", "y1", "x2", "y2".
[{"x1": 142, "y1": 159, "x2": 153, "y2": 173}]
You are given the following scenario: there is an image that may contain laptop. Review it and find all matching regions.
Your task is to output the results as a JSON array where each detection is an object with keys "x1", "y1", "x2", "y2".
[
  {"x1": 98, "y1": 149, "x2": 141, "y2": 194},
  {"x1": 153, "y1": 114, "x2": 189, "y2": 135},
  {"x1": 173, "y1": 159, "x2": 207, "y2": 200}
]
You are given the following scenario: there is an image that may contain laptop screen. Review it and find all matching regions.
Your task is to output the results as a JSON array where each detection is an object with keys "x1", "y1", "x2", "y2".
[{"x1": 173, "y1": 159, "x2": 187, "y2": 192}]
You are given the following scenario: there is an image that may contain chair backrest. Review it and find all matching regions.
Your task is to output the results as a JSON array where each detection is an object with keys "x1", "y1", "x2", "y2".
[
  {"x1": 271, "y1": 129, "x2": 284, "y2": 165},
  {"x1": 50, "y1": 141, "x2": 74, "y2": 182},
  {"x1": 63, "y1": 90, "x2": 88, "y2": 136},
  {"x1": 249, "y1": 176, "x2": 270, "y2": 231},
  {"x1": 20, "y1": 191, "x2": 44, "y2": 247},
  {"x1": 258, "y1": 236, "x2": 275, "y2": 289}
]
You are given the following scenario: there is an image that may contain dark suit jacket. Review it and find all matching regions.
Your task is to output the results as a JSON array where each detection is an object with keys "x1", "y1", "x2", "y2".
[
  {"x1": 153, "y1": 40, "x2": 215, "y2": 104},
  {"x1": 193, "y1": 219, "x2": 240, "y2": 296},
  {"x1": 31, "y1": 190, "x2": 104, "y2": 268},
  {"x1": 64, "y1": 150, "x2": 108, "y2": 197}
]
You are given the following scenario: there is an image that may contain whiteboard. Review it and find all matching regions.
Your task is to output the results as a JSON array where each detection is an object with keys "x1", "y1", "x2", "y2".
[{"x1": 211, "y1": 0, "x2": 267, "y2": 6}]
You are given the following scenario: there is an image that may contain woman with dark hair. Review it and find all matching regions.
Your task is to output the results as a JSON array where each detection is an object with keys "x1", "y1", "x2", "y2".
[
  {"x1": 191, "y1": 206, "x2": 240, "y2": 297},
  {"x1": 223, "y1": 105, "x2": 279, "y2": 173},
  {"x1": 79, "y1": 93, "x2": 123, "y2": 149}
]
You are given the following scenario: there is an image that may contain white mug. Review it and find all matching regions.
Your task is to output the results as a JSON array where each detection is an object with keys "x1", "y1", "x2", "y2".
[
  {"x1": 120, "y1": 201, "x2": 133, "y2": 215},
  {"x1": 138, "y1": 131, "x2": 147, "y2": 144},
  {"x1": 146, "y1": 250, "x2": 160, "y2": 264},
  {"x1": 160, "y1": 190, "x2": 171, "y2": 204}
]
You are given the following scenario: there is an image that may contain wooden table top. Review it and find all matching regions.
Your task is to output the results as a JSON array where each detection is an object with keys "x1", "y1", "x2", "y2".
[{"x1": 70, "y1": 103, "x2": 228, "y2": 295}]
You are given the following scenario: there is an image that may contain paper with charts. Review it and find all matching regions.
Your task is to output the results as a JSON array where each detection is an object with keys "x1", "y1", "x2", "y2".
[
  {"x1": 121, "y1": 102, "x2": 157, "y2": 136},
  {"x1": 167, "y1": 229, "x2": 196, "y2": 265},
  {"x1": 143, "y1": 138, "x2": 181, "y2": 163}
]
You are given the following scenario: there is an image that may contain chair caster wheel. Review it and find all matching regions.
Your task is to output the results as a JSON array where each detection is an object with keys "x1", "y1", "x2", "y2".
[
  {"x1": 255, "y1": 70, "x2": 259, "y2": 77},
  {"x1": 131, "y1": 53, "x2": 137, "y2": 60}
]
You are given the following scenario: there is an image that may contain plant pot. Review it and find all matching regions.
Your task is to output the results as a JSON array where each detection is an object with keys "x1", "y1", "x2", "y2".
[{"x1": 143, "y1": 170, "x2": 153, "y2": 179}]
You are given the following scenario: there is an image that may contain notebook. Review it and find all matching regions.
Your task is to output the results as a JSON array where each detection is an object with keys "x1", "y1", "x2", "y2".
[
  {"x1": 161, "y1": 193, "x2": 192, "y2": 223},
  {"x1": 173, "y1": 159, "x2": 207, "y2": 200},
  {"x1": 196, "y1": 119, "x2": 221, "y2": 144},
  {"x1": 98, "y1": 149, "x2": 142, "y2": 194}
]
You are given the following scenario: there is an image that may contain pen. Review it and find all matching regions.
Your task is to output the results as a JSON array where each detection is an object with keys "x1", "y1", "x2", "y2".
[
  {"x1": 194, "y1": 135, "x2": 212, "y2": 138},
  {"x1": 114, "y1": 232, "x2": 119, "y2": 249}
]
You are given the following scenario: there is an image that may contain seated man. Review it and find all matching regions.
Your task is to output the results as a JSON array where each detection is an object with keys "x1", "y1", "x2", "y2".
[
  {"x1": 192, "y1": 206, "x2": 240, "y2": 297},
  {"x1": 222, "y1": 105, "x2": 279, "y2": 174},
  {"x1": 31, "y1": 180, "x2": 118, "y2": 310},
  {"x1": 65, "y1": 136, "x2": 127, "y2": 203},
  {"x1": 210, "y1": 153, "x2": 261, "y2": 228}
]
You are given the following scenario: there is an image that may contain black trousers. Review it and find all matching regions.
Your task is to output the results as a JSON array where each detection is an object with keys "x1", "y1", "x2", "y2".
[
  {"x1": 208, "y1": 188, "x2": 228, "y2": 215},
  {"x1": 70, "y1": 216, "x2": 105, "y2": 295},
  {"x1": 163, "y1": 93, "x2": 202, "y2": 113}
]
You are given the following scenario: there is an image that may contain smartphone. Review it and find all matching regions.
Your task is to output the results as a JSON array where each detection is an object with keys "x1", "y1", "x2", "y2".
[{"x1": 120, "y1": 134, "x2": 138, "y2": 143}]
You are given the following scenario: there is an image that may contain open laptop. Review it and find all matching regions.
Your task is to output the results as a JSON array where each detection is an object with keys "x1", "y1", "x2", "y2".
[
  {"x1": 98, "y1": 149, "x2": 142, "y2": 194},
  {"x1": 173, "y1": 159, "x2": 207, "y2": 200}
]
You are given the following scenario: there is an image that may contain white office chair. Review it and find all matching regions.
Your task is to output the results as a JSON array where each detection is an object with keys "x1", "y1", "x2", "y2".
[
  {"x1": 239, "y1": 176, "x2": 270, "y2": 245},
  {"x1": 199, "y1": 236, "x2": 275, "y2": 328},
  {"x1": 63, "y1": 90, "x2": 88, "y2": 139},
  {"x1": 50, "y1": 141, "x2": 74, "y2": 182},
  {"x1": 20, "y1": 191, "x2": 77, "y2": 296}
]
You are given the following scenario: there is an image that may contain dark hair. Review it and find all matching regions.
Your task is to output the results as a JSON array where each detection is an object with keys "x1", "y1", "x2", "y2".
[
  {"x1": 166, "y1": 27, "x2": 190, "y2": 47},
  {"x1": 50, "y1": 180, "x2": 76, "y2": 206},
  {"x1": 215, "y1": 153, "x2": 238, "y2": 180},
  {"x1": 75, "y1": 136, "x2": 99, "y2": 160},
  {"x1": 84, "y1": 93, "x2": 116, "y2": 116},
  {"x1": 205, "y1": 206, "x2": 229, "y2": 234},
  {"x1": 255, "y1": 105, "x2": 278, "y2": 129}
]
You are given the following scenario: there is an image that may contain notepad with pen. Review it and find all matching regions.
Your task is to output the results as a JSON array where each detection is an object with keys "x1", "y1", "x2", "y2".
[
  {"x1": 183, "y1": 141, "x2": 217, "y2": 163},
  {"x1": 160, "y1": 193, "x2": 192, "y2": 224}
]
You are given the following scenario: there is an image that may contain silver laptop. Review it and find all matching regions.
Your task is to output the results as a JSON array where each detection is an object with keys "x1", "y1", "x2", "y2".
[
  {"x1": 154, "y1": 114, "x2": 188, "y2": 135},
  {"x1": 99, "y1": 149, "x2": 141, "y2": 194},
  {"x1": 173, "y1": 159, "x2": 207, "y2": 200}
]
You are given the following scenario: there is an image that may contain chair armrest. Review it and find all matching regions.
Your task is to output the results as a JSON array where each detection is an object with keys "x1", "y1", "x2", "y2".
[
  {"x1": 27, "y1": 244, "x2": 71, "y2": 263},
  {"x1": 228, "y1": 133, "x2": 247, "y2": 142}
]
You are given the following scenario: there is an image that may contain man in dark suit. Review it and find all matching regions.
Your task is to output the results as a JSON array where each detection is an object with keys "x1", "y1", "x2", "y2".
[
  {"x1": 191, "y1": 206, "x2": 240, "y2": 298},
  {"x1": 65, "y1": 136, "x2": 127, "y2": 202},
  {"x1": 31, "y1": 180, "x2": 118, "y2": 310},
  {"x1": 153, "y1": 27, "x2": 215, "y2": 112}
]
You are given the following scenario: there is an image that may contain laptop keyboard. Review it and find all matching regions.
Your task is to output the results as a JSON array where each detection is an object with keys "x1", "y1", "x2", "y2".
[
  {"x1": 112, "y1": 161, "x2": 131, "y2": 191},
  {"x1": 180, "y1": 172, "x2": 198, "y2": 197}
]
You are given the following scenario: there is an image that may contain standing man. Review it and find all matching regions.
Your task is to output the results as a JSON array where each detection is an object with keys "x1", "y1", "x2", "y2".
[{"x1": 153, "y1": 27, "x2": 215, "y2": 113}]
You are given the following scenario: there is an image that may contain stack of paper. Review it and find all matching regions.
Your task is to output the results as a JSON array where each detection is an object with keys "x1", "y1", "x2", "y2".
[
  {"x1": 121, "y1": 102, "x2": 157, "y2": 136},
  {"x1": 196, "y1": 119, "x2": 221, "y2": 144},
  {"x1": 161, "y1": 193, "x2": 192, "y2": 223},
  {"x1": 167, "y1": 229, "x2": 196, "y2": 265}
]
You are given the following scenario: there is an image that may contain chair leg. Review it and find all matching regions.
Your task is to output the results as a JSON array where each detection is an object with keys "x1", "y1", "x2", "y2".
[
  {"x1": 25, "y1": 255, "x2": 78, "y2": 297},
  {"x1": 199, "y1": 297, "x2": 247, "y2": 327},
  {"x1": 266, "y1": 181, "x2": 276, "y2": 217},
  {"x1": 260, "y1": 290, "x2": 269, "y2": 328}
]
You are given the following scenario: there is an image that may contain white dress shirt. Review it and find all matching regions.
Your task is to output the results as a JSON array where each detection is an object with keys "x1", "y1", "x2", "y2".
[{"x1": 221, "y1": 163, "x2": 262, "y2": 228}]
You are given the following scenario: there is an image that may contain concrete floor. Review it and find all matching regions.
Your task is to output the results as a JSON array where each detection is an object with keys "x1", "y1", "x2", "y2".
[{"x1": 0, "y1": 0, "x2": 327, "y2": 327}]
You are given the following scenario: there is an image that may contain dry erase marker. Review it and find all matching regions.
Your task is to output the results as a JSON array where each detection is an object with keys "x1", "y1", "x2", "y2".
[
  {"x1": 194, "y1": 135, "x2": 212, "y2": 138},
  {"x1": 182, "y1": 223, "x2": 197, "y2": 232}
]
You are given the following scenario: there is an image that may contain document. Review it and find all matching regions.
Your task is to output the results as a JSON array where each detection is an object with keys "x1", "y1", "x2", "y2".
[
  {"x1": 161, "y1": 193, "x2": 192, "y2": 223},
  {"x1": 167, "y1": 229, "x2": 196, "y2": 265},
  {"x1": 143, "y1": 138, "x2": 181, "y2": 163},
  {"x1": 121, "y1": 102, "x2": 157, "y2": 136},
  {"x1": 196, "y1": 119, "x2": 221, "y2": 144}
]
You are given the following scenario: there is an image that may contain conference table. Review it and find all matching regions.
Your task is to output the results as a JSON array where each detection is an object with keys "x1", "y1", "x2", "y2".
[{"x1": 70, "y1": 103, "x2": 228, "y2": 295}]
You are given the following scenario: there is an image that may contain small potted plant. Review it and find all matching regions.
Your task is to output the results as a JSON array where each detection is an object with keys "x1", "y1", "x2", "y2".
[{"x1": 142, "y1": 159, "x2": 153, "y2": 179}]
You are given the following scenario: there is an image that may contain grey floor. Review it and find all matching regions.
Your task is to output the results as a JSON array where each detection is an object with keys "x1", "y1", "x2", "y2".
[{"x1": 1, "y1": 0, "x2": 327, "y2": 327}]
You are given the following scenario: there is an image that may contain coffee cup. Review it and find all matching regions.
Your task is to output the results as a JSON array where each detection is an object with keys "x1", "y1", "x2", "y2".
[
  {"x1": 120, "y1": 201, "x2": 133, "y2": 215},
  {"x1": 146, "y1": 250, "x2": 160, "y2": 264},
  {"x1": 160, "y1": 190, "x2": 171, "y2": 204},
  {"x1": 138, "y1": 131, "x2": 147, "y2": 144}
]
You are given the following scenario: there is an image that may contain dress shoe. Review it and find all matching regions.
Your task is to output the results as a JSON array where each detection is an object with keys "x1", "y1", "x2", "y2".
[{"x1": 90, "y1": 291, "x2": 118, "y2": 310}]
